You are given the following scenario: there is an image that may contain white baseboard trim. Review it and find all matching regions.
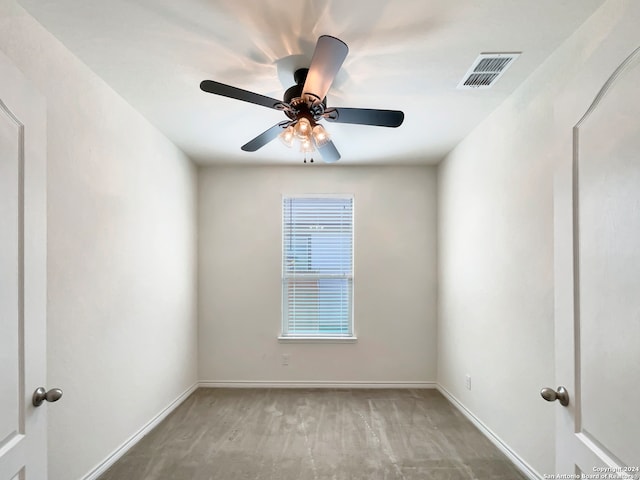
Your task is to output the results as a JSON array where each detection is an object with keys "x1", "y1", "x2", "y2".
[
  {"x1": 436, "y1": 384, "x2": 542, "y2": 480},
  {"x1": 81, "y1": 382, "x2": 198, "y2": 480},
  {"x1": 199, "y1": 380, "x2": 437, "y2": 389}
]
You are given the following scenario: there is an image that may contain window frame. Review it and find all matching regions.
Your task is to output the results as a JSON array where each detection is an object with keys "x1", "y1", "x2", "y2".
[{"x1": 279, "y1": 194, "x2": 356, "y2": 342}]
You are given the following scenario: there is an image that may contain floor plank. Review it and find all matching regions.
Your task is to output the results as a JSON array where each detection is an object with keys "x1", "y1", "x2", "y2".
[{"x1": 97, "y1": 388, "x2": 527, "y2": 480}]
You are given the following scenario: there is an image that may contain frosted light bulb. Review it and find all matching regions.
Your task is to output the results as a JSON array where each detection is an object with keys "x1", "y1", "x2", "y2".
[
  {"x1": 300, "y1": 138, "x2": 314, "y2": 153},
  {"x1": 312, "y1": 124, "x2": 330, "y2": 147},
  {"x1": 294, "y1": 118, "x2": 312, "y2": 139},
  {"x1": 279, "y1": 126, "x2": 295, "y2": 148}
]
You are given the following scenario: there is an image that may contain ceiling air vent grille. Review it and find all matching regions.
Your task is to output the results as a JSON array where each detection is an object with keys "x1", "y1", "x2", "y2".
[{"x1": 458, "y1": 53, "x2": 520, "y2": 89}]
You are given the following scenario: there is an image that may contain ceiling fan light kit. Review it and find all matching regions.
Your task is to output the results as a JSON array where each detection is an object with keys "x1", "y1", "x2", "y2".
[{"x1": 200, "y1": 35, "x2": 405, "y2": 163}]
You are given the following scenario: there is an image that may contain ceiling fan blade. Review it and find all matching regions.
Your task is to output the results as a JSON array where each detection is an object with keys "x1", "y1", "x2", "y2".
[
  {"x1": 317, "y1": 140, "x2": 341, "y2": 163},
  {"x1": 325, "y1": 107, "x2": 405, "y2": 127},
  {"x1": 200, "y1": 80, "x2": 283, "y2": 110},
  {"x1": 241, "y1": 123, "x2": 288, "y2": 152},
  {"x1": 302, "y1": 35, "x2": 349, "y2": 102}
]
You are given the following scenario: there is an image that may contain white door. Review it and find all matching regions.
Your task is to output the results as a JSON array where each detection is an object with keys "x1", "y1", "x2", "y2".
[
  {"x1": 552, "y1": 46, "x2": 640, "y2": 478},
  {"x1": 0, "y1": 50, "x2": 48, "y2": 479}
]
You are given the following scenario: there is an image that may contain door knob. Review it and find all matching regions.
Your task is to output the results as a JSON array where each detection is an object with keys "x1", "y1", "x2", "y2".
[
  {"x1": 32, "y1": 387, "x2": 63, "y2": 407},
  {"x1": 540, "y1": 386, "x2": 569, "y2": 406}
]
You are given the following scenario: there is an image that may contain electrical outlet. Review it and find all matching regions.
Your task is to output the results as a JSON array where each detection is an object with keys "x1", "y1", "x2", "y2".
[
  {"x1": 281, "y1": 354, "x2": 290, "y2": 366},
  {"x1": 465, "y1": 374, "x2": 471, "y2": 390}
]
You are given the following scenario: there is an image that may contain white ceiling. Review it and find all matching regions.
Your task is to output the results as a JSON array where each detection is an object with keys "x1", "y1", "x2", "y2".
[{"x1": 18, "y1": 0, "x2": 605, "y2": 165}]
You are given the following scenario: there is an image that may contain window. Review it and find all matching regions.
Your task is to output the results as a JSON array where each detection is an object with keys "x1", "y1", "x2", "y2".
[{"x1": 281, "y1": 195, "x2": 354, "y2": 339}]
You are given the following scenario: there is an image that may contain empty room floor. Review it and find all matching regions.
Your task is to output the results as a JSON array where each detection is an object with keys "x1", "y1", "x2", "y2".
[{"x1": 97, "y1": 388, "x2": 526, "y2": 480}]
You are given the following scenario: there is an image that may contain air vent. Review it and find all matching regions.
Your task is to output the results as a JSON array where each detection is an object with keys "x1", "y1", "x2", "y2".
[{"x1": 458, "y1": 53, "x2": 520, "y2": 89}]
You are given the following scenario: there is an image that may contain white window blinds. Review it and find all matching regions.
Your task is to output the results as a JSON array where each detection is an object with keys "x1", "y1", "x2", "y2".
[{"x1": 282, "y1": 196, "x2": 354, "y2": 337}]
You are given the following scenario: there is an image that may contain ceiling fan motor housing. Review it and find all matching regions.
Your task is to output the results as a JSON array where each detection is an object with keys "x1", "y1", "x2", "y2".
[{"x1": 283, "y1": 68, "x2": 327, "y2": 120}]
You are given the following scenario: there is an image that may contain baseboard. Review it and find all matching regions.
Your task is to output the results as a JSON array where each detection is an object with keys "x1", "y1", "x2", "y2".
[
  {"x1": 436, "y1": 384, "x2": 542, "y2": 480},
  {"x1": 81, "y1": 382, "x2": 198, "y2": 480},
  {"x1": 199, "y1": 380, "x2": 437, "y2": 389}
]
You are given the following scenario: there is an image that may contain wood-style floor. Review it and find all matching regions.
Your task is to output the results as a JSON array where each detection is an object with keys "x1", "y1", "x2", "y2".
[{"x1": 98, "y1": 388, "x2": 527, "y2": 480}]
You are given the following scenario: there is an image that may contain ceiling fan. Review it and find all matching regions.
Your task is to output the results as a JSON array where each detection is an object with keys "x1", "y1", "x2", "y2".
[{"x1": 200, "y1": 35, "x2": 404, "y2": 163}]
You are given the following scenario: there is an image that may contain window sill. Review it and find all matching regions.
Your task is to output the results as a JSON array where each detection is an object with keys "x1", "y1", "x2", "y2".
[{"x1": 277, "y1": 336, "x2": 358, "y2": 344}]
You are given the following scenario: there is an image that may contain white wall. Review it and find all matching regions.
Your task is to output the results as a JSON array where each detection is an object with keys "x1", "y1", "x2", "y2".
[
  {"x1": 437, "y1": 0, "x2": 640, "y2": 476},
  {"x1": 198, "y1": 165, "x2": 437, "y2": 385},
  {"x1": 0, "y1": 2, "x2": 198, "y2": 479}
]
